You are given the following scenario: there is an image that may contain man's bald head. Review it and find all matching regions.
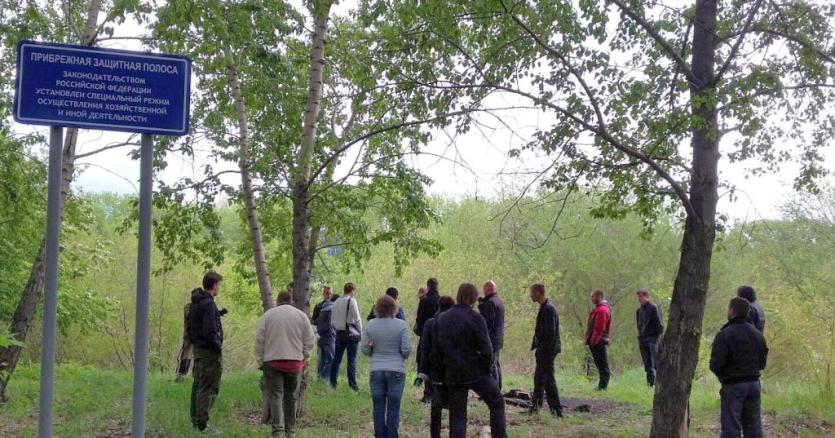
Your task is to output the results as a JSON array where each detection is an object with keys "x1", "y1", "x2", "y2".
[{"x1": 482, "y1": 280, "x2": 497, "y2": 296}]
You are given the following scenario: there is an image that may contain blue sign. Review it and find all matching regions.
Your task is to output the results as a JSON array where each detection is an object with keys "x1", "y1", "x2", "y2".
[{"x1": 14, "y1": 40, "x2": 191, "y2": 135}]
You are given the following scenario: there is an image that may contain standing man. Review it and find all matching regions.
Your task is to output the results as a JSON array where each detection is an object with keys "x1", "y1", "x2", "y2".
[
  {"x1": 529, "y1": 283, "x2": 562, "y2": 417},
  {"x1": 256, "y1": 291, "x2": 315, "y2": 438},
  {"x1": 585, "y1": 288, "x2": 612, "y2": 391},
  {"x1": 311, "y1": 286, "x2": 333, "y2": 324},
  {"x1": 188, "y1": 271, "x2": 224, "y2": 433},
  {"x1": 315, "y1": 294, "x2": 338, "y2": 381},
  {"x1": 367, "y1": 287, "x2": 407, "y2": 321},
  {"x1": 478, "y1": 280, "x2": 505, "y2": 389},
  {"x1": 415, "y1": 278, "x2": 440, "y2": 402},
  {"x1": 420, "y1": 295, "x2": 456, "y2": 438},
  {"x1": 710, "y1": 297, "x2": 769, "y2": 438},
  {"x1": 737, "y1": 285, "x2": 766, "y2": 333},
  {"x1": 330, "y1": 282, "x2": 362, "y2": 390},
  {"x1": 434, "y1": 283, "x2": 506, "y2": 438},
  {"x1": 635, "y1": 288, "x2": 664, "y2": 387}
]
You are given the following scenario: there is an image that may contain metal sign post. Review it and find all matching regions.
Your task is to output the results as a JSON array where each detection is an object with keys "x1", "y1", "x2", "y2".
[
  {"x1": 131, "y1": 133, "x2": 154, "y2": 438},
  {"x1": 14, "y1": 40, "x2": 191, "y2": 437},
  {"x1": 37, "y1": 126, "x2": 63, "y2": 438}
]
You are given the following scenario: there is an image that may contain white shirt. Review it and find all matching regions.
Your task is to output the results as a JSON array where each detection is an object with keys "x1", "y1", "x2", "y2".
[{"x1": 330, "y1": 296, "x2": 362, "y2": 332}]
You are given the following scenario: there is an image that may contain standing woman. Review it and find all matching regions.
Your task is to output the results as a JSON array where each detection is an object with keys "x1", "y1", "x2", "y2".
[{"x1": 362, "y1": 295, "x2": 412, "y2": 438}]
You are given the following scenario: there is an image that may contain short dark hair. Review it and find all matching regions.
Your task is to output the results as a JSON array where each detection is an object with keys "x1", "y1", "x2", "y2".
[
  {"x1": 330, "y1": 294, "x2": 340, "y2": 302},
  {"x1": 202, "y1": 271, "x2": 223, "y2": 291},
  {"x1": 592, "y1": 288, "x2": 605, "y2": 298},
  {"x1": 439, "y1": 295, "x2": 455, "y2": 312},
  {"x1": 344, "y1": 282, "x2": 356, "y2": 295},
  {"x1": 375, "y1": 295, "x2": 398, "y2": 318},
  {"x1": 729, "y1": 297, "x2": 750, "y2": 319},
  {"x1": 385, "y1": 287, "x2": 399, "y2": 301},
  {"x1": 277, "y1": 291, "x2": 293, "y2": 304},
  {"x1": 427, "y1": 277, "x2": 439, "y2": 290},
  {"x1": 456, "y1": 283, "x2": 479, "y2": 306},
  {"x1": 531, "y1": 283, "x2": 546, "y2": 295},
  {"x1": 737, "y1": 285, "x2": 757, "y2": 302}
]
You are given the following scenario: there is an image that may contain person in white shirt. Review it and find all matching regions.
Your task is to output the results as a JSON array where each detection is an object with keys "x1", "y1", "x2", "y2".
[
  {"x1": 255, "y1": 291, "x2": 315, "y2": 437},
  {"x1": 330, "y1": 282, "x2": 362, "y2": 390}
]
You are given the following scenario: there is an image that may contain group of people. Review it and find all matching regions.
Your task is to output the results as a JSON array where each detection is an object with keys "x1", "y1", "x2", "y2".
[{"x1": 178, "y1": 271, "x2": 769, "y2": 438}]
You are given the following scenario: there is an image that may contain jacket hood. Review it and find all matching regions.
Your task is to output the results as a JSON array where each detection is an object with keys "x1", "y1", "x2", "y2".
[
  {"x1": 191, "y1": 288, "x2": 212, "y2": 304},
  {"x1": 738, "y1": 286, "x2": 757, "y2": 302}
]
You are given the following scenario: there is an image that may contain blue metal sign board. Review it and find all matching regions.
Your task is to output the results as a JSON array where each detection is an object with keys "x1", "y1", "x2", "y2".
[{"x1": 14, "y1": 40, "x2": 191, "y2": 135}]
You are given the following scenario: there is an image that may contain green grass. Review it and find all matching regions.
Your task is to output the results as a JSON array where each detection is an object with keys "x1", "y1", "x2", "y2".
[{"x1": 0, "y1": 364, "x2": 832, "y2": 437}]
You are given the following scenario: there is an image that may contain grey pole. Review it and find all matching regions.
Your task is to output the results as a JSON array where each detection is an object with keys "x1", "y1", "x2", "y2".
[
  {"x1": 131, "y1": 133, "x2": 154, "y2": 437},
  {"x1": 38, "y1": 126, "x2": 63, "y2": 438}
]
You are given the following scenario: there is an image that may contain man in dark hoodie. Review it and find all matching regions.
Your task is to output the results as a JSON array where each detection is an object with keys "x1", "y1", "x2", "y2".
[
  {"x1": 414, "y1": 278, "x2": 440, "y2": 402},
  {"x1": 710, "y1": 297, "x2": 768, "y2": 438},
  {"x1": 635, "y1": 288, "x2": 664, "y2": 386},
  {"x1": 188, "y1": 271, "x2": 224, "y2": 433},
  {"x1": 315, "y1": 294, "x2": 339, "y2": 381},
  {"x1": 737, "y1": 285, "x2": 765, "y2": 333}
]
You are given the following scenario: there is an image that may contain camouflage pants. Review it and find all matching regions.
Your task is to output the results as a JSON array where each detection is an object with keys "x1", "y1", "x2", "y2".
[{"x1": 190, "y1": 349, "x2": 222, "y2": 430}]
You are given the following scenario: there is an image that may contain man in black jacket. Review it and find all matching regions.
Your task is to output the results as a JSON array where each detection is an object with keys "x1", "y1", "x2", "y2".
[
  {"x1": 710, "y1": 297, "x2": 769, "y2": 438},
  {"x1": 188, "y1": 271, "x2": 224, "y2": 433},
  {"x1": 737, "y1": 285, "x2": 765, "y2": 333},
  {"x1": 478, "y1": 280, "x2": 505, "y2": 389},
  {"x1": 529, "y1": 283, "x2": 562, "y2": 417},
  {"x1": 635, "y1": 288, "x2": 664, "y2": 386},
  {"x1": 310, "y1": 286, "x2": 332, "y2": 324},
  {"x1": 420, "y1": 295, "x2": 455, "y2": 438},
  {"x1": 433, "y1": 283, "x2": 506, "y2": 438},
  {"x1": 414, "y1": 278, "x2": 440, "y2": 401}
]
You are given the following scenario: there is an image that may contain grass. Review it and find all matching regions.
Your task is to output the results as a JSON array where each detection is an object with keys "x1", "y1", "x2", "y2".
[{"x1": 0, "y1": 364, "x2": 832, "y2": 437}]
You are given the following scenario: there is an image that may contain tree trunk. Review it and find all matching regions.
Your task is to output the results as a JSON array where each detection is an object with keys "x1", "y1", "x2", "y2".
[
  {"x1": 0, "y1": 0, "x2": 102, "y2": 402},
  {"x1": 650, "y1": 1, "x2": 720, "y2": 436},
  {"x1": 226, "y1": 59, "x2": 275, "y2": 313},
  {"x1": 291, "y1": 2, "x2": 332, "y2": 316}
]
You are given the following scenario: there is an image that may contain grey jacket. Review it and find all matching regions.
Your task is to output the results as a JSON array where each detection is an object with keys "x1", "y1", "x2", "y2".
[{"x1": 361, "y1": 317, "x2": 412, "y2": 373}]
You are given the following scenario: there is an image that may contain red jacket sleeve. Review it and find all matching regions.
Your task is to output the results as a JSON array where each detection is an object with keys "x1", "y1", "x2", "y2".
[{"x1": 590, "y1": 307, "x2": 610, "y2": 346}]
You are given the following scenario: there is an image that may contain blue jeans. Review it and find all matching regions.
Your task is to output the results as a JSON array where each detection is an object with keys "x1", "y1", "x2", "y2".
[
  {"x1": 317, "y1": 340, "x2": 335, "y2": 381},
  {"x1": 639, "y1": 339, "x2": 659, "y2": 386},
  {"x1": 370, "y1": 371, "x2": 405, "y2": 438},
  {"x1": 330, "y1": 339, "x2": 358, "y2": 389}
]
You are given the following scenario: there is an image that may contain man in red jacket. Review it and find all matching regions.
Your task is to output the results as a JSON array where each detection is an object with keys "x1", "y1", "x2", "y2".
[{"x1": 585, "y1": 288, "x2": 612, "y2": 390}]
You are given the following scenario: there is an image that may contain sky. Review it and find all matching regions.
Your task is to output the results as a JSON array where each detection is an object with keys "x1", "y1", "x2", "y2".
[{"x1": 19, "y1": 4, "x2": 835, "y2": 223}]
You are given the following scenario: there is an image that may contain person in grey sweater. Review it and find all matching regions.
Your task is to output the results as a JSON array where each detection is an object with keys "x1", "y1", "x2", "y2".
[{"x1": 361, "y1": 295, "x2": 412, "y2": 438}]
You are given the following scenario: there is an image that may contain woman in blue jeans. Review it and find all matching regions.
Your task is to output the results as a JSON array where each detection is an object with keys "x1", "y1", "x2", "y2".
[{"x1": 361, "y1": 294, "x2": 412, "y2": 438}]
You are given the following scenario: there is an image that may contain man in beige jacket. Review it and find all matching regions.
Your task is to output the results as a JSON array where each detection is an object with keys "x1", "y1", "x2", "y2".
[{"x1": 255, "y1": 292, "x2": 315, "y2": 437}]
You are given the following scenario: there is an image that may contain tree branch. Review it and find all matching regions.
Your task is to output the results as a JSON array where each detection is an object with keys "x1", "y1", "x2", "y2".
[
  {"x1": 610, "y1": 0, "x2": 700, "y2": 87},
  {"x1": 716, "y1": 0, "x2": 764, "y2": 82}
]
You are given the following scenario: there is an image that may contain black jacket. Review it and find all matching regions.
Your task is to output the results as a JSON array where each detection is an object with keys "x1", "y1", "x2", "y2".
[
  {"x1": 433, "y1": 304, "x2": 494, "y2": 384},
  {"x1": 709, "y1": 317, "x2": 768, "y2": 385},
  {"x1": 478, "y1": 293, "x2": 505, "y2": 351},
  {"x1": 636, "y1": 301, "x2": 664, "y2": 341},
  {"x1": 414, "y1": 288, "x2": 440, "y2": 336},
  {"x1": 311, "y1": 299, "x2": 328, "y2": 324},
  {"x1": 531, "y1": 299, "x2": 561, "y2": 358},
  {"x1": 187, "y1": 288, "x2": 223, "y2": 353},
  {"x1": 419, "y1": 317, "x2": 441, "y2": 381}
]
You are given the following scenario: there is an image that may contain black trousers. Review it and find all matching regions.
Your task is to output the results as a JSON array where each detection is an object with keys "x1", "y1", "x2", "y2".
[
  {"x1": 448, "y1": 375, "x2": 506, "y2": 438},
  {"x1": 430, "y1": 384, "x2": 448, "y2": 438},
  {"x1": 589, "y1": 344, "x2": 610, "y2": 389},
  {"x1": 532, "y1": 353, "x2": 561, "y2": 414},
  {"x1": 720, "y1": 381, "x2": 762, "y2": 438}
]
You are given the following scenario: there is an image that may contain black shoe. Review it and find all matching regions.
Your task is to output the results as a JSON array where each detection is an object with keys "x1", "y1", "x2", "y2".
[
  {"x1": 550, "y1": 409, "x2": 563, "y2": 418},
  {"x1": 350, "y1": 385, "x2": 359, "y2": 392}
]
